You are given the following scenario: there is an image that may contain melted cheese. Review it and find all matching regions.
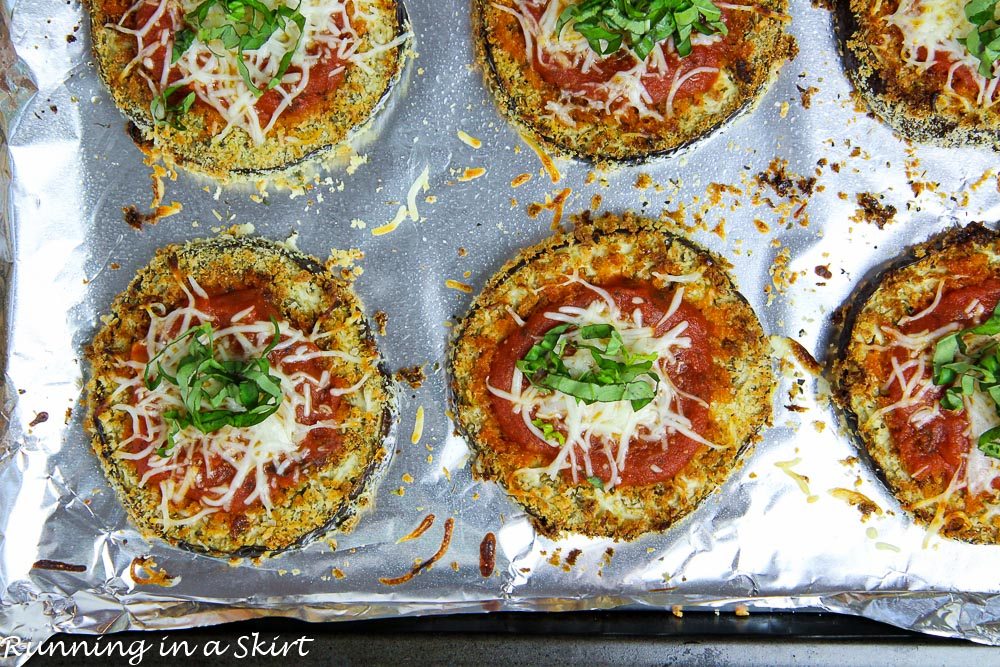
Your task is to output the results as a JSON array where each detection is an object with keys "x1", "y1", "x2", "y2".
[
  {"x1": 487, "y1": 274, "x2": 716, "y2": 491},
  {"x1": 112, "y1": 0, "x2": 407, "y2": 143},
  {"x1": 887, "y1": 0, "x2": 999, "y2": 106},
  {"x1": 109, "y1": 277, "x2": 366, "y2": 530},
  {"x1": 495, "y1": 0, "x2": 745, "y2": 124}
]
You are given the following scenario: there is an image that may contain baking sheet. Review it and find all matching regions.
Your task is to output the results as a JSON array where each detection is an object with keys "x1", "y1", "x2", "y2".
[{"x1": 3, "y1": 0, "x2": 1000, "y2": 656}]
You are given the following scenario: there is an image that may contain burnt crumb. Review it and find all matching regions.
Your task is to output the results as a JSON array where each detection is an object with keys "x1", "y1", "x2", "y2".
[
  {"x1": 230, "y1": 514, "x2": 250, "y2": 538},
  {"x1": 479, "y1": 532, "x2": 497, "y2": 578},
  {"x1": 797, "y1": 85, "x2": 819, "y2": 109},
  {"x1": 28, "y1": 411, "x2": 49, "y2": 427},
  {"x1": 32, "y1": 559, "x2": 86, "y2": 573},
  {"x1": 374, "y1": 310, "x2": 388, "y2": 336},
  {"x1": 66, "y1": 34, "x2": 77, "y2": 43},
  {"x1": 395, "y1": 365, "x2": 426, "y2": 389},
  {"x1": 565, "y1": 548, "x2": 582, "y2": 567},
  {"x1": 123, "y1": 203, "x2": 181, "y2": 230},
  {"x1": 123, "y1": 205, "x2": 153, "y2": 230},
  {"x1": 756, "y1": 160, "x2": 816, "y2": 200},
  {"x1": 851, "y1": 192, "x2": 897, "y2": 229},
  {"x1": 110, "y1": 262, "x2": 121, "y2": 270},
  {"x1": 814, "y1": 265, "x2": 833, "y2": 280},
  {"x1": 734, "y1": 58, "x2": 752, "y2": 83}
]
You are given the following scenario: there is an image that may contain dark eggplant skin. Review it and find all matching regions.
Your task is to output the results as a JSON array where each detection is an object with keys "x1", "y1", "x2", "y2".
[
  {"x1": 834, "y1": 0, "x2": 1000, "y2": 150},
  {"x1": 85, "y1": 236, "x2": 396, "y2": 559},
  {"x1": 829, "y1": 222, "x2": 1000, "y2": 545},
  {"x1": 448, "y1": 212, "x2": 775, "y2": 540},
  {"x1": 472, "y1": 0, "x2": 796, "y2": 165}
]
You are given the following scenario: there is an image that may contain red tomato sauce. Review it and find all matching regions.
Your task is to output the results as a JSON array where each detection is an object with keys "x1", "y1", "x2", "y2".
[
  {"x1": 917, "y1": 47, "x2": 986, "y2": 101},
  {"x1": 879, "y1": 280, "x2": 1000, "y2": 481},
  {"x1": 124, "y1": 288, "x2": 348, "y2": 518},
  {"x1": 488, "y1": 283, "x2": 715, "y2": 488},
  {"x1": 129, "y1": 4, "x2": 347, "y2": 127},
  {"x1": 518, "y1": 3, "x2": 737, "y2": 109}
]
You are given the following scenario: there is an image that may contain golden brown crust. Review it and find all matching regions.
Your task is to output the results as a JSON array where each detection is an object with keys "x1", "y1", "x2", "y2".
[
  {"x1": 85, "y1": 0, "x2": 407, "y2": 179},
  {"x1": 837, "y1": 0, "x2": 1000, "y2": 149},
  {"x1": 473, "y1": 0, "x2": 796, "y2": 163},
  {"x1": 831, "y1": 223, "x2": 1000, "y2": 544},
  {"x1": 85, "y1": 236, "x2": 394, "y2": 557},
  {"x1": 449, "y1": 212, "x2": 775, "y2": 540}
]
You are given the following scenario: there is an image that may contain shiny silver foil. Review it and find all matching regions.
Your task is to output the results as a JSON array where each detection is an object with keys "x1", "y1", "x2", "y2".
[{"x1": 3, "y1": 0, "x2": 1000, "y2": 654}]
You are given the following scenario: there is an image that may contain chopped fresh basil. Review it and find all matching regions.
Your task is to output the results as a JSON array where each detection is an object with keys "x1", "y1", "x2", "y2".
[
  {"x1": 173, "y1": 0, "x2": 306, "y2": 98},
  {"x1": 959, "y1": 0, "x2": 1000, "y2": 78},
  {"x1": 556, "y1": 0, "x2": 728, "y2": 62},
  {"x1": 143, "y1": 318, "x2": 284, "y2": 457},
  {"x1": 931, "y1": 302, "x2": 1000, "y2": 459},
  {"x1": 149, "y1": 85, "x2": 196, "y2": 129},
  {"x1": 531, "y1": 418, "x2": 567, "y2": 445},
  {"x1": 516, "y1": 322, "x2": 660, "y2": 412},
  {"x1": 587, "y1": 475, "x2": 605, "y2": 489}
]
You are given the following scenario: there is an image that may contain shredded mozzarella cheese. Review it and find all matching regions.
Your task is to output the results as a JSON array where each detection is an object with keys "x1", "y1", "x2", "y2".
[{"x1": 109, "y1": 278, "x2": 367, "y2": 530}]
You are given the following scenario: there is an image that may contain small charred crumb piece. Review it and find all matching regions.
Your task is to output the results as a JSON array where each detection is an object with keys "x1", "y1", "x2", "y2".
[
  {"x1": 479, "y1": 532, "x2": 497, "y2": 577},
  {"x1": 28, "y1": 412, "x2": 49, "y2": 427},
  {"x1": 797, "y1": 85, "x2": 819, "y2": 109},
  {"x1": 395, "y1": 365, "x2": 426, "y2": 389},
  {"x1": 32, "y1": 559, "x2": 86, "y2": 573},
  {"x1": 756, "y1": 159, "x2": 816, "y2": 200},
  {"x1": 815, "y1": 265, "x2": 833, "y2": 280},
  {"x1": 851, "y1": 193, "x2": 897, "y2": 229},
  {"x1": 374, "y1": 310, "x2": 388, "y2": 336}
]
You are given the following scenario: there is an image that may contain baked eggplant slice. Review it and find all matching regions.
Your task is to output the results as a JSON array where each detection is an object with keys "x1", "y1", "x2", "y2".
[
  {"x1": 832, "y1": 223, "x2": 1000, "y2": 544},
  {"x1": 450, "y1": 212, "x2": 775, "y2": 540},
  {"x1": 836, "y1": 0, "x2": 1000, "y2": 149},
  {"x1": 85, "y1": 0, "x2": 409, "y2": 179},
  {"x1": 473, "y1": 0, "x2": 796, "y2": 163},
  {"x1": 85, "y1": 236, "x2": 394, "y2": 558}
]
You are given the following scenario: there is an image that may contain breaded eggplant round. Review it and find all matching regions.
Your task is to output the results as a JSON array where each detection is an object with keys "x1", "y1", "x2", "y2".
[
  {"x1": 450, "y1": 212, "x2": 775, "y2": 540},
  {"x1": 833, "y1": 223, "x2": 1000, "y2": 544},
  {"x1": 85, "y1": 236, "x2": 394, "y2": 557},
  {"x1": 85, "y1": 0, "x2": 408, "y2": 179},
  {"x1": 837, "y1": 0, "x2": 1000, "y2": 149},
  {"x1": 473, "y1": 0, "x2": 796, "y2": 163}
]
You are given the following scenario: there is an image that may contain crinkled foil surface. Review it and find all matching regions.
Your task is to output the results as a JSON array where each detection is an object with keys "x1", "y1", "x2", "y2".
[{"x1": 3, "y1": 0, "x2": 1000, "y2": 654}]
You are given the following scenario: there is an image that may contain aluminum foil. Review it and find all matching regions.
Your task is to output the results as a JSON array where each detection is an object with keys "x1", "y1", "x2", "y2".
[{"x1": 3, "y1": 0, "x2": 1000, "y2": 654}]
